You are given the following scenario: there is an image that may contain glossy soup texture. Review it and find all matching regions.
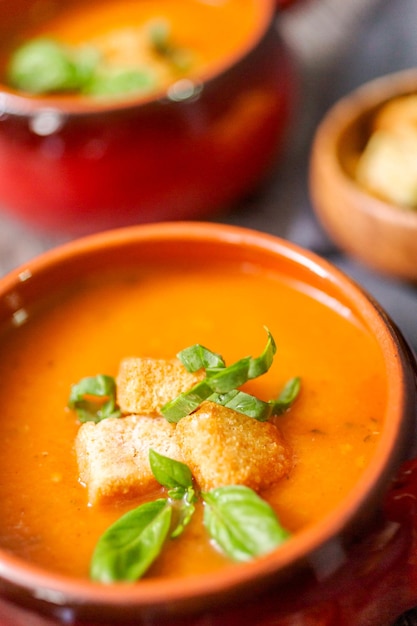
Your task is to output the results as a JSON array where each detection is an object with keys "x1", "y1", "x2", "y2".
[
  {"x1": 3, "y1": 0, "x2": 261, "y2": 95},
  {"x1": 0, "y1": 260, "x2": 387, "y2": 579}
]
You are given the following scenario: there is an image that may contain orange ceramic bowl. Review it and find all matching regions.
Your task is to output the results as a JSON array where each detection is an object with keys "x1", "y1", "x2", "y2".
[
  {"x1": 0, "y1": 222, "x2": 416, "y2": 626},
  {"x1": 0, "y1": 0, "x2": 296, "y2": 236}
]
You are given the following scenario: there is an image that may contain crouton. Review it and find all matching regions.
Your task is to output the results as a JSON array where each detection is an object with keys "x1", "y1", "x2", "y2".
[
  {"x1": 117, "y1": 357, "x2": 204, "y2": 416},
  {"x1": 75, "y1": 414, "x2": 184, "y2": 505},
  {"x1": 175, "y1": 401, "x2": 292, "y2": 492}
]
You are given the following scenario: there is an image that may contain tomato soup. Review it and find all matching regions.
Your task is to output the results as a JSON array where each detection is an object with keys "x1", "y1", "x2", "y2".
[
  {"x1": 0, "y1": 259, "x2": 387, "y2": 580},
  {"x1": 2, "y1": 0, "x2": 264, "y2": 97}
]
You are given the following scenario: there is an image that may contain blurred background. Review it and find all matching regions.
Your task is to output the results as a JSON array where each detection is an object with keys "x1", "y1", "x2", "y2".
[
  {"x1": 0, "y1": 1, "x2": 416, "y2": 624},
  {"x1": 1, "y1": 0, "x2": 415, "y2": 355}
]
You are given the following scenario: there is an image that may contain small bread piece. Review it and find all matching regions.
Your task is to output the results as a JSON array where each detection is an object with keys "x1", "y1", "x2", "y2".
[
  {"x1": 175, "y1": 401, "x2": 292, "y2": 492},
  {"x1": 356, "y1": 129, "x2": 417, "y2": 207},
  {"x1": 372, "y1": 94, "x2": 417, "y2": 139},
  {"x1": 117, "y1": 357, "x2": 204, "y2": 416},
  {"x1": 75, "y1": 415, "x2": 183, "y2": 505}
]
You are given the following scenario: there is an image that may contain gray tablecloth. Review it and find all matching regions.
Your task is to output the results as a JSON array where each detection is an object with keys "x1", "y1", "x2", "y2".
[{"x1": 0, "y1": 2, "x2": 416, "y2": 624}]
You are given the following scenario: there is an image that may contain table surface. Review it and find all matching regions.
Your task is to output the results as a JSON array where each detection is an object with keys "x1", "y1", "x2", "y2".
[{"x1": 0, "y1": 1, "x2": 416, "y2": 624}]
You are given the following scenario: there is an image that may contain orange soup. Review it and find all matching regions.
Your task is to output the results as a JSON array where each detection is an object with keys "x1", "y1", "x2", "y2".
[
  {"x1": 3, "y1": 0, "x2": 263, "y2": 98},
  {"x1": 0, "y1": 259, "x2": 387, "y2": 580}
]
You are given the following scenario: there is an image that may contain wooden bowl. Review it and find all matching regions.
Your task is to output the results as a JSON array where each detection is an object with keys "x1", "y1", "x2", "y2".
[
  {"x1": 0, "y1": 0, "x2": 296, "y2": 236},
  {"x1": 0, "y1": 222, "x2": 416, "y2": 626},
  {"x1": 309, "y1": 69, "x2": 417, "y2": 282}
]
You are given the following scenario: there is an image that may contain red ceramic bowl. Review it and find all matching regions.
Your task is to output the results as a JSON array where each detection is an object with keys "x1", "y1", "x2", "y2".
[
  {"x1": 0, "y1": 222, "x2": 416, "y2": 626},
  {"x1": 0, "y1": 0, "x2": 296, "y2": 236}
]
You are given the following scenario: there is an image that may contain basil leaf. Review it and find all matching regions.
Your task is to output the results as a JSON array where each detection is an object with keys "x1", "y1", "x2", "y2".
[
  {"x1": 7, "y1": 38, "x2": 98, "y2": 94},
  {"x1": 177, "y1": 344, "x2": 225, "y2": 372},
  {"x1": 147, "y1": 18, "x2": 193, "y2": 73},
  {"x1": 208, "y1": 389, "x2": 272, "y2": 422},
  {"x1": 8, "y1": 38, "x2": 77, "y2": 93},
  {"x1": 148, "y1": 450, "x2": 196, "y2": 537},
  {"x1": 203, "y1": 486, "x2": 289, "y2": 562},
  {"x1": 269, "y1": 377, "x2": 301, "y2": 416},
  {"x1": 149, "y1": 449, "x2": 193, "y2": 493},
  {"x1": 84, "y1": 67, "x2": 156, "y2": 98},
  {"x1": 148, "y1": 18, "x2": 172, "y2": 55},
  {"x1": 90, "y1": 499, "x2": 172, "y2": 583},
  {"x1": 68, "y1": 374, "x2": 120, "y2": 423},
  {"x1": 170, "y1": 487, "x2": 196, "y2": 538},
  {"x1": 247, "y1": 327, "x2": 277, "y2": 379},
  {"x1": 161, "y1": 379, "x2": 213, "y2": 423},
  {"x1": 205, "y1": 356, "x2": 251, "y2": 393}
]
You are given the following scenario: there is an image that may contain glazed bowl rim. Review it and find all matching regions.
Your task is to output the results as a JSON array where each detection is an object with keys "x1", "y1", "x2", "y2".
[
  {"x1": 313, "y1": 67, "x2": 417, "y2": 228},
  {"x1": 0, "y1": 221, "x2": 412, "y2": 613},
  {"x1": 0, "y1": 0, "x2": 276, "y2": 117}
]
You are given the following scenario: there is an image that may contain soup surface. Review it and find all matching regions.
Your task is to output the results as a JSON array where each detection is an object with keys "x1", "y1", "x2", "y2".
[
  {"x1": 0, "y1": 259, "x2": 387, "y2": 579},
  {"x1": 3, "y1": 0, "x2": 262, "y2": 98}
]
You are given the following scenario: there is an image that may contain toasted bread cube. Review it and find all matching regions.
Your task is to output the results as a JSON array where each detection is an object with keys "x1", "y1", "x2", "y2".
[
  {"x1": 175, "y1": 401, "x2": 292, "y2": 492},
  {"x1": 75, "y1": 415, "x2": 183, "y2": 505},
  {"x1": 117, "y1": 357, "x2": 204, "y2": 416},
  {"x1": 356, "y1": 129, "x2": 417, "y2": 207}
]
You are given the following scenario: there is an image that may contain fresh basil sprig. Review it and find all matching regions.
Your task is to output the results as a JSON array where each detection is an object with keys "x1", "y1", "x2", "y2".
[
  {"x1": 268, "y1": 376, "x2": 301, "y2": 416},
  {"x1": 7, "y1": 19, "x2": 193, "y2": 98},
  {"x1": 209, "y1": 376, "x2": 301, "y2": 422},
  {"x1": 68, "y1": 374, "x2": 120, "y2": 423},
  {"x1": 90, "y1": 451, "x2": 290, "y2": 583},
  {"x1": 177, "y1": 344, "x2": 225, "y2": 373},
  {"x1": 90, "y1": 498, "x2": 172, "y2": 583},
  {"x1": 203, "y1": 486, "x2": 290, "y2": 562},
  {"x1": 162, "y1": 327, "x2": 300, "y2": 423},
  {"x1": 149, "y1": 449, "x2": 193, "y2": 499}
]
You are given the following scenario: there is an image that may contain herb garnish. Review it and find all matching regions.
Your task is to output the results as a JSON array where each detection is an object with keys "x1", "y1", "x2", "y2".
[
  {"x1": 161, "y1": 327, "x2": 300, "y2": 423},
  {"x1": 68, "y1": 327, "x2": 300, "y2": 423},
  {"x1": 90, "y1": 450, "x2": 289, "y2": 583},
  {"x1": 7, "y1": 19, "x2": 193, "y2": 97},
  {"x1": 68, "y1": 374, "x2": 120, "y2": 423}
]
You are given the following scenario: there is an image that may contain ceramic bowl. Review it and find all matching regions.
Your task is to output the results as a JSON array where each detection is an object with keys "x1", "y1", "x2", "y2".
[
  {"x1": 0, "y1": 221, "x2": 416, "y2": 626},
  {"x1": 0, "y1": 0, "x2": 296, "y2": 236},
  {"x1": 309, "y1": 69, "x2": 417, "y2": 282}
]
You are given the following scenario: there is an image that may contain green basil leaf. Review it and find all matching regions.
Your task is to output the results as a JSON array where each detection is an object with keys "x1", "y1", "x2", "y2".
[
  {"x1": 208, "y1": 389, "x2": 272, "y2": 421},
  {"x1": 177, "y1": 344, "x2": 225, "y2": 372},
  {"x1": 84, "y1": 67, "x2": 156, "y2": 98},
  {"x1": 203, "y1": 486, "x2": 289, "y2": 562},
  {"x1": 72, "y1": 44, "x2": 102, "y2": 87},
  {"x1": 147, "y1": 18, "x2": 193, "y2": 72},
  {"x1": 161, "y1": 379, "x2": 213, "y2": 423},
  {"x1": 8, "y1": 38, "x2": 77, "y2": 94},
  {"x1": 68, "y1": 374, "x2": 120, "y2": 423},
  {"x1": 147, "y1": 18, "x2": 172, "y2": 55},
  {"x1": 247, "y1": 326, "x2": 277, "y2": 379},
  {"x1": 7, "y1": 38, "x2": 99, "y2": 95},
  {"x1": 161, "y1": 328, "x2": 300, "y2": 424},
  {"x1": 149, "y1": 449, "x2": 193, "y2": 493},
  {"x1": 170, "y1": 487, "x2": 196, "y2": 538},
  {"x1": 90, "y1": 499, "x2": 172, "y2": 583},
  {"x1": 205, "y1": 356, "x2": 251, "y2": 393},
  {"x1": 269, "y1": 377, "x2": 301, "y2": 416}
]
